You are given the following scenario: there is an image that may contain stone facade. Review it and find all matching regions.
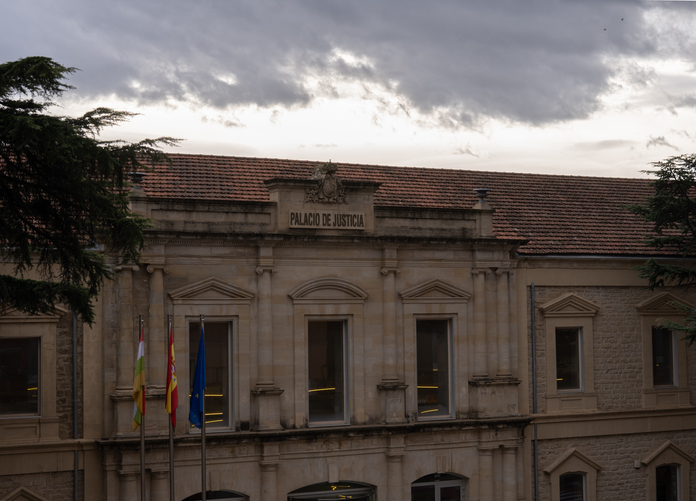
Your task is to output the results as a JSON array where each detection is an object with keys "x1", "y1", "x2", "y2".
[{"x1": 1, "y1": 158, "x2": 694, "y2": 501}]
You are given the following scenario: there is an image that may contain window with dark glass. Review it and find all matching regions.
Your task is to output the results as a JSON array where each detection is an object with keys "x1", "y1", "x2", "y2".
[
  {"x1": 417, "y1": 319, "x2": 451, "y2": 418},
  {"x1": 288, "y1": 481, "x2": 375, "y2": 500},
  {"x1": 556, "y1": 328, "x2": 582, "y2": 391},
  {"x1": 652, "y1": 327, "x2": 676, "y2": 387},
  {"x1": 308, "y1": 320, "x2": 346, "y2": 424},
  {"x1": 189, "y1": 321, "x2": 231, "y2": 429},
  {"x1": 0, "y1": 338, "x2": 40, "y2": 415},
  {"x1": 411, "y1": 473, "x2": 465, "y2": 501},
  {"x1": 656, "y1": 464, "x2": 680, "y2": 501},
  {"x1": 559, "y1": 472, "x2": 585, "y2": 501}
]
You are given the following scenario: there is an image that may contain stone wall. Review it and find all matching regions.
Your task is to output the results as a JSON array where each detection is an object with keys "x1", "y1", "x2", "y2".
[
  {"x1": 537, "y1": 432, "x2": 696, "y2": 501},
  {"x1": 0, "y1": 471, "x2": 83, "y2": 501},
  {"x1": 56, "y1": 311, "x2": 83, "y2": 440},
  {"x1": 528, "y1": 285, "x2": 696, "y2": 414}
]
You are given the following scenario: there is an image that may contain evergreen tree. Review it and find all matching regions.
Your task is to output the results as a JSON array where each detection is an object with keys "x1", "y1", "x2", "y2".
[
  {"x1": 629, "y1": 154, "x2": 696, "y2": 344},
  {"x1": 0, "y1": 56, "x2": 176, "y2": 324}
]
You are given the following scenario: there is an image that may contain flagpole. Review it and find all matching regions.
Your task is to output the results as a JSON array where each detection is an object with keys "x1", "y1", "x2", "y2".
[
  {"x1": 139, "y1": 315, "x2": 146, "y2": 501},
  {"x1": 200, "y1": 314, "x2": 206, "y2": 501},
  {"x1": 168, "y1": 315, "x2": 175, "y2": 501}
]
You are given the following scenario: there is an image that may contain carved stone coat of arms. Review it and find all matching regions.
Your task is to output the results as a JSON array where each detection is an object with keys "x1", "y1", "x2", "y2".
[{"x1": 305, "y1": 162, "x2": 347, "y2": 204}]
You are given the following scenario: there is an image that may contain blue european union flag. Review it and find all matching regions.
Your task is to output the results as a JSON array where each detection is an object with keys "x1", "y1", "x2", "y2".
[{"x1": 189, "y1": 325, "x2": 206, "y2": 429}]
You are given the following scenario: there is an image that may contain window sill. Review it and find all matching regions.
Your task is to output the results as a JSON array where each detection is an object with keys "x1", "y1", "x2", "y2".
[
  {"x1": 546, "y1": 393, "x2": 597, "y2": 413},
  {"x1": 642, "y1": 387, "x2": 690, "y2": 408},
  {"x1": 0, "y1": 416, "x2": 60, "y2": 444}
]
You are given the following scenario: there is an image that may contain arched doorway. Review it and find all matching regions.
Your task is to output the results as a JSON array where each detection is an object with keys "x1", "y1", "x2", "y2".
[
  {"x1": 181, "y1": 490, "x2": 248, "y2": 501},
  {"x1": 288, "y1": 481, "x2": 377, "y2": 500},
  {"x1": 411, "y1": 473, "x2": 466, "y2": 501}
]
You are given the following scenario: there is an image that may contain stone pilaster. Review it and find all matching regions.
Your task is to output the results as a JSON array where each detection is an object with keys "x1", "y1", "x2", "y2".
[
  {"x1": 112, "y1": 265, "x2": 139, "y2": 437},
  {"x1": 378, "y1": 247, "x2": 407, "y2": 423},
  {"x1": 260, "y1": 443, "x2": 280, "y2": 501},
  {"x1": 253, "y1": 245, "x2": 283, "y2": 430},
  {"x1": 118, "y1": 471, "x2": 138, "y2": 501},
  {"x1": 472, "y1": 269, "x2": 490, "y2": 378},
  {"x1": 386, "y1": 435, "x2": 405, "y2": 501},
  {"x1": 502, "y1": 446, "x2": 517, "y2": 501},
  {"x1": 151, "y1": 469, "x2": 169, "y2": 501},
  {"x1": 146, "y1": 262, "x2": 168, "y2": 390},
  {"x1": 478, "y1": 447, "x2": 494, "y2": 501},
  {"x1": 496, "y1": 269, "x2": 511, "y2": 377}
]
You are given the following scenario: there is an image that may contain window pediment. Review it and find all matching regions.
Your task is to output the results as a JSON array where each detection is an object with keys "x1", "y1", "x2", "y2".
[
  {"x1": 168, "y1": 277, "x2": 254, "y2": 305},
  {"x1": 636, "y1": 292, "x2": 693, "y2": 316},
  {"x1": 1, "y1": 487, "x2": 50, "y2": 501},
  {"x1": 289, "y1": 277, "x2": 368, "y2": 304},
  {"x1": 543, "y1": 447, "x2": 601, "y2": 475},
  {"x1": 641, "y1": 440, "x2": 695, "y2": 466},
  {"x1": 539, "y1": 293, "x2": 600, "y2": 318},
  {"x1": 399, "y1": 279, "x2": 472, "y2": 304},
  {"x1": 0, "y1": 306, "x2": 68, "y2": 324}
]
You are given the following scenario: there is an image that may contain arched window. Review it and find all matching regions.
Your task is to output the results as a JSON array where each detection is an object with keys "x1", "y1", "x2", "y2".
[
  {"x1": 411, "y1": 473, "x2": 466, "y2": 501},
  {"x1": 287, "y1": 481, "x2": 376, "y2": 500}
]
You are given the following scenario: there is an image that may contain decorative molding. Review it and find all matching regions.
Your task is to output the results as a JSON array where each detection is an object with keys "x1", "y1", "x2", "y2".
[
  {"x1": 255, "y1": 266, "x2": 278, "y2": 275},
  {"x1": 636, "y1": 292, "x2": 693, "y2": 315},
  {"x1": 146, "y1": 264, "x2": 170, "y2": 274},
  {"x1": 168, "y1": 277, "x2": 254, "y2": 305},
  {"x1": 380, "y1": 267, "x2": 401, "y2": 276},
  {"x1": 288, "y1": 277, "x2": 368, "y2": 304},
  {"x1": 399, "y1": 279, "x2": 472, "y2": 304},
  {"x1": 539, "y1": 292, "x2": 600, "y2": 318},
  {"x1": 115, "y1": 264, "x2": 140, "y2": 272}
]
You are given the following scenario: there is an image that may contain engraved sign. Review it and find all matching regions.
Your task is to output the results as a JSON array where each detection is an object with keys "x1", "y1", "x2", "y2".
[{"x1": 290, "y1": 211, "x2": 365, "y2": 230}]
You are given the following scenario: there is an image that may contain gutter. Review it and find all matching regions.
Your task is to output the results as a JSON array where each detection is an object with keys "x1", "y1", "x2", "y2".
[{"x1": 72, "y1": 312, "x2": 79, "y2": 501}]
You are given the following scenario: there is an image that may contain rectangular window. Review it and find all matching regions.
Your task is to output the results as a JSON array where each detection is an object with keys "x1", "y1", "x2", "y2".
[
  {"x1": 559, "y1": 473, "x2": 585, "y2": 501},
  {"x1": 652, "y1": 327, "x2": 676, "y2": 387},
  {"x1": 189, "y1": 321, "x2": 231, "y2": 429},
  {"x1": 655, "y1": 464, "x2": 679, "y2": 501},
  {"x1": 417, "y1": 319, "x2": 451, "y2": 418},
  {"x1": 308, "y1": 320, "x2": 346, "y2": 424},
  {"x1": 0, "y1": 338, "x2": 40, "y2": 415},
  {"x1": 556, "y1": 327, "x2": 582, "y2": 391}
]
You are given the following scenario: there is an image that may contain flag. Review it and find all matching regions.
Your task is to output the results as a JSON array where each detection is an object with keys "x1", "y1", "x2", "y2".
[
  {"x1": 132, "y1": 322, "x2": 146, "y2": 431},
  {"x1": 165, "y1": 320, "x2": 178, "y2": 427},
  {"x1": 189, "y1": 324, "x2": 206, "y2": 429}
]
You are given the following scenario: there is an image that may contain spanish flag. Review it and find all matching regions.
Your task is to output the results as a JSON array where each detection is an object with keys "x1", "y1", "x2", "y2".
[
  {"x1": 165, "y1": 319, "x2": 178, "y2": 427},
  {"x1": 132, "y1": 322, "x2": 146, "y2": 431}
]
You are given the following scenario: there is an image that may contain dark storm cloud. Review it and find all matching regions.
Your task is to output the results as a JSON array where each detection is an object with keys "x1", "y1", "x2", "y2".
[{"x1": 2, "y1": 0, "x2": 692, "y2": 126}]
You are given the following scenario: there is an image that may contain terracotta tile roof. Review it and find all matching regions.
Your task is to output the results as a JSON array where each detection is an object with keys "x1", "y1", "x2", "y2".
[{"x1": 141, "y1": 154, "x2": 664, "y2": 257}]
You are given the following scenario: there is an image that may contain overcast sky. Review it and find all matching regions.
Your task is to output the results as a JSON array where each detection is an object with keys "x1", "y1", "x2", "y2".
[{"x1": 3, "y1": 1, "x2": 696, "y2": 177}]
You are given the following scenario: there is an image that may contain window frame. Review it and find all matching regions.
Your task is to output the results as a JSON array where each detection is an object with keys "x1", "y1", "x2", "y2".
[
  {"x1": 0, "y1": 336, "x2": 41, "y2": 417},
  {"x1": 0, "y1": 308, "x2": 64, "y2": 443},
  {"x1": 539, "y1": 293, "x2": 599, "y2": 413},
  {"x1": 543, "y1": 448, "x2": 600, "y2": 501},
  {"x1": 636, "y1": 292, "x2": 691, "y2": 408},
  {"x1": 188, "y1": 318, "x2": 234, "y2": 432},
  {"x1": 642, "y1": 440, "x2": 693, "y2": 501},
  {"x1": 554, "y1": 326, "x2": 584, "y2": 393},
  {"x1": 415, "y1": 317, "x2": 454, "y2": 421},
  {"x1": 411, "y1": 473, "x2": 467, "y2": 501},
  {"x1": 306, "y1": 317, "x2": 349, "y2": 427}
]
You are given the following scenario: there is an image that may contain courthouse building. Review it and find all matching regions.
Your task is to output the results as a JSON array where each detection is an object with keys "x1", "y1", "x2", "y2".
[{"x1": 0, "y1": 155, "x2": 694, "y2": 501}]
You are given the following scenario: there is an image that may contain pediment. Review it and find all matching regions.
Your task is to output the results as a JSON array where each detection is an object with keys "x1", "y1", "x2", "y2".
[
  {"x1": 399, "y1": 279, "x2": 472, "y2": 304},
  {"x1": 0, "y1": 305, "x2": 69, "y2": 324},
  {"x1": 539, "y1": 293, "x2": 599, "y2": 318},
  {"x1": 168, "y1": 277, "x2": 254, "y2": 305},
  {"x1": 543, "y1": 448, "x2": 601, "y2": 474},
  {"x1": 289, "y1": 277, "x2": 368, "y2": 304},
  {"x1": 641, "y1": 440, "x2": 695, "y2": 466},
  {"x1": 1, "y1": 487, "x2": 50, "y2": 501},
  {"x1": 636, "y1": 292, "x2": 693, "y2": 316}
]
